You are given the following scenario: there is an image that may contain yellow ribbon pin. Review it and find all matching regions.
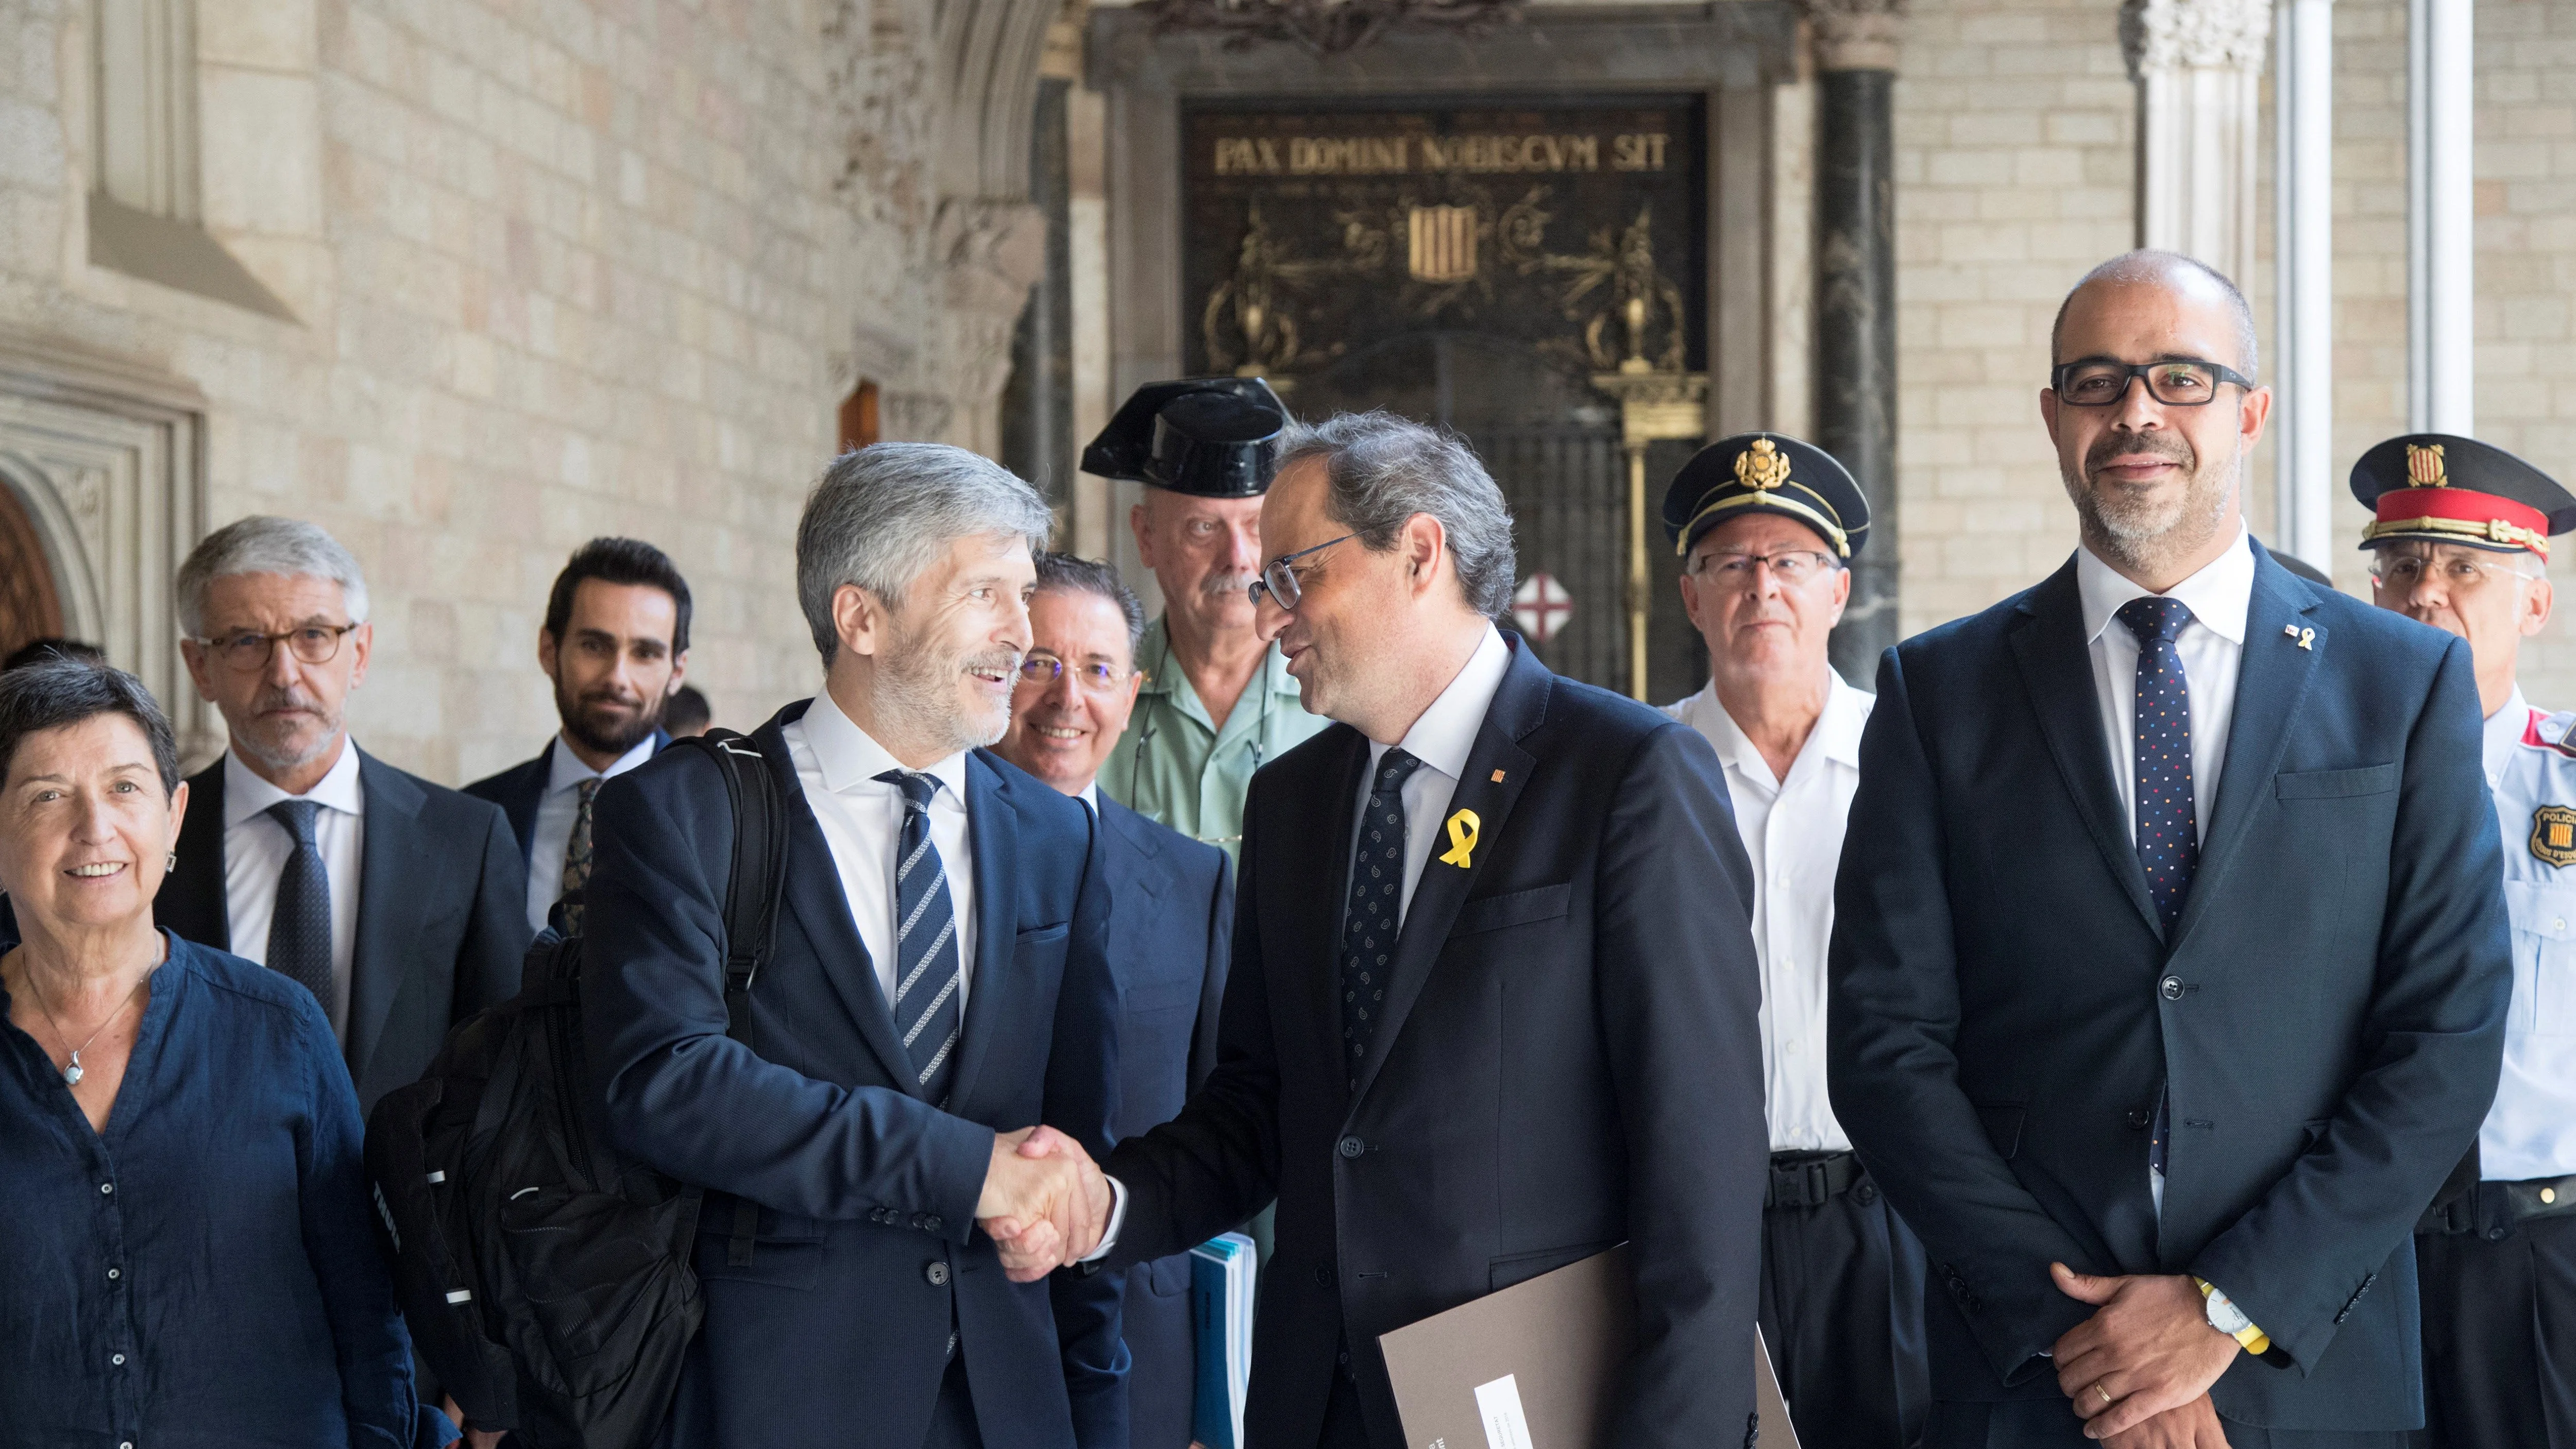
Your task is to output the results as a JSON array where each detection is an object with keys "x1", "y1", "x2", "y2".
[{"x1": 1438, "y1": 808, "x2": 1481, "y2": 868}]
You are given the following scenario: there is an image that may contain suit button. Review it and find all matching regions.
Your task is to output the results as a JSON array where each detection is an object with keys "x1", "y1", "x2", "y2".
[
  {"x1": 911, "y1": 1214, "x2": 929, "y2": 1230},
  {"x1": 2127, "y1": 1111, "x2": 2151, "y2": 1131},
  {"x1": 1338, "y1": 1136, "x2": 1366, "y2": 1159},
  {"x1": 926, "y1": 1261, "x2": 952, "y2": 1287},
  {"x1": 1314, "y1": 1265, "x2": 1334, "y2": 1288},
  {"x1": 923, "y1": 1215, "x2": 943, "y2": 1233},
  {"x1": 2160, "y1": 976, "x2": 2185, "y2": 1001},
  {"x1": 1853, "y1": 1181, "x2": 1879, "y2": 1205}
]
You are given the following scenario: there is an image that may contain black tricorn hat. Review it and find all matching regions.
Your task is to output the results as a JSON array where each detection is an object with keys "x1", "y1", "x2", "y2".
[
  {"x1": 2351, "y1": 432, "x2": 2576, "y2": 558},
  {"x1": 1081, "y1": 377, "x2": 1291, "y2": 498},
  {"x1": 1660, "y1": 432, "x2": 1870, "y2": 559}
]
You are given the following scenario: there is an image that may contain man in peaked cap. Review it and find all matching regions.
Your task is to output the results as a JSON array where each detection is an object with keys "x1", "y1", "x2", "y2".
[
  {"x1": 1662, "y1": 433, "x2": 1928, "y2": 1449},
  {"x1": 1090, "y1": 378, "x2": 1329, "y2": 857},
  {"x1": 2355, "y1": 433, "x2": 2576, "y2": 1449}
]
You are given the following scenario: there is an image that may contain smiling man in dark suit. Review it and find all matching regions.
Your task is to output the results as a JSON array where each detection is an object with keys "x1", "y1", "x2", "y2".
[
  {"x1": 1004, "y1": 413, "x2": 1770, "y2": 1449},
  {"x1": 1829, "y1": 251, "x2": 2512, "y2": 1449},
  {"x1": 156, "y1": 516, "x2": 527, "y2": 1118},
  {"x1": 993, "y1": 551, "x2": 1233, "y2": 1449}
]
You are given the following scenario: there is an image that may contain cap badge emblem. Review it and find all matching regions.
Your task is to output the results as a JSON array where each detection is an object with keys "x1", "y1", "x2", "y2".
[
  {"x1": 2533, "y1": 805, "x2": 2576, "y2": 867},
  {"x1": 1735, "y1": 436, "x2": 1792, "y2": 492},
  {"x1": 2406, "y1": 441, "x2": 2449, "y2": 488}
]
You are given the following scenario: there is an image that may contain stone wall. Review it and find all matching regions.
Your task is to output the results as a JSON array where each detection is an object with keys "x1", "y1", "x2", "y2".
[{"x1": 0, "y1": 0, "x2": 1042, "y2": 783}]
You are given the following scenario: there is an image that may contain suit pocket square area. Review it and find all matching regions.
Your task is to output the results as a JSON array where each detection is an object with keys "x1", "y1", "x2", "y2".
[
  {"x1": 1451, "y1": 882, "x2": 1573, "y2": 937},
  {"x1": 2273, "y1": 762, "x2": 2401, "y2": 800}
]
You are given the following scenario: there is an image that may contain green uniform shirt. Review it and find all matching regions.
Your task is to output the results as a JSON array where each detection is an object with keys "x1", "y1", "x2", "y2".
[{"x1": 1097, "y1": 615, "x2": 1329, "y2": 858}]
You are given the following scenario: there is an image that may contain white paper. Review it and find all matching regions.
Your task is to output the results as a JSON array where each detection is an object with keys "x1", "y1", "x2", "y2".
[{"x1": 1472, "y1": 1373, "x2": 1536, "y2": 1449}]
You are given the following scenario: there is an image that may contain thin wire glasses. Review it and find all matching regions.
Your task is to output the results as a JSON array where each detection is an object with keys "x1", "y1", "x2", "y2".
[
  {"x1": 1247, "y1": 534, "x2": 1357, "y2": 611},
  {"x1": 2050, "y1": 357, "x2": 2255, "y2": 408},
  {"x1": 2367, "y1": 549, "x2": 2540, "y2": 591},
  {"x1": 1016, "y1": 652, "x2": 1136, "y2": 693},
  {"x1": 188, "y1": 623, "x2": 361, "y2": 671}
]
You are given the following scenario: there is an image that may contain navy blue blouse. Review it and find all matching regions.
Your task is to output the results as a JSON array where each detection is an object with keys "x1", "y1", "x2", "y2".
[{"x1": 0, "y1": 930, "x2": 418, "y2": 1448}]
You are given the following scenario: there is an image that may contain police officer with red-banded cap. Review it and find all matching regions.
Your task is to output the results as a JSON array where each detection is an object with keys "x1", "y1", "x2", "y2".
[{"x1": 2355, "y1": 433, "x2": 2576, "y2": 1449}]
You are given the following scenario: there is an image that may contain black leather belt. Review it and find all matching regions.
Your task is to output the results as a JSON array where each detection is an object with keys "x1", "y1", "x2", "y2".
[
  {"x1": 1765, "y1": 1150, "x2": 1870, "y2": 1210},
  {"x1": 2417, "y1": 1173, "x2": 2576, "y2": 1238}
]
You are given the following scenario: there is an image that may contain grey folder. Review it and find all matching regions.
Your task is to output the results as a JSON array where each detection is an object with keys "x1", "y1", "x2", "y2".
[{"x1": 1378, "y1": 1243, "x2": 1799, "y2": 1449}]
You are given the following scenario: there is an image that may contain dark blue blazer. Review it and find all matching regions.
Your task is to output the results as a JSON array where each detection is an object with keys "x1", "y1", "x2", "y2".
[
  {"x1": 1092, "y1": 795, "x2": 1231, "y2": 1449},
  {"x1": 1103, "y1": 638, "x2": 1769, "y2": 1449},
  {"x1": 1828, "y1": 544, "x2": 2512, "y2": 1431},
  {"x1": 463, "y1": 731, "x2": 670, "y2": 868},
  {"x1": 583, "y1": 701, "x2": 1125, "y2": 1449}
]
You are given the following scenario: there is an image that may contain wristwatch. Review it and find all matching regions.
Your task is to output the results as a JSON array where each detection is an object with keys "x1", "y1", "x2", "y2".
[{"x1": 2196, "y1": 1278, "x2": 2293, "y2": 1367}]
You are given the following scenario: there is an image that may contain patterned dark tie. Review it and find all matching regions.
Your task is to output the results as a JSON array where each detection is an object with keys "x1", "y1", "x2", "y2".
[
  {"x1": 2117, "y1": 595, "x2": 2198, "y2": 1181},
  {"x1": 876, "y1": 770, "x2": 963, "y2": 1106},
  {"x1": 1341, "y1": 748, "x2": 1423, "y2": 1093},
  {"x1": 558, "y1": 777, "x2": 601, "y2": 934},
  {"x1": 264, "y1": 799, "x2": 336, "y2": 1009}
]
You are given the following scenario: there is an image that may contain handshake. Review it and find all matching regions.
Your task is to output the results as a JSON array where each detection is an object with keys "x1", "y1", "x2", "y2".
[{"x1": 975, "y1": 1126, "x2": 1114, "y2": 1282}]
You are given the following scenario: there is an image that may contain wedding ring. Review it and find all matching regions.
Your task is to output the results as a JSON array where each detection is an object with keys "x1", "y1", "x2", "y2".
[{"x1": 2094, "y1": 1382, "x2": 2114, "y2": 1406}]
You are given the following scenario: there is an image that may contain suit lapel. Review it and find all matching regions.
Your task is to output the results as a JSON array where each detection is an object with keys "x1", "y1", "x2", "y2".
[
  {"x1": 1301, "y1": 729, "x2": 1373, "y2": 1074},
  {"x1": 503, "y1": 744, "x2": 549, "y2": 868},
  {"x1": 2170, "y1": 550, "x2": 2321, "y2": 951},
  {"x1": 349, "y1": 749, "x2": 430, "y2": 1078},
  {"x1": 753, "y1": 711, "x2": 920, "y2": 1096},
  {"x1": 1350, "y1": 641, "x2": 1547, "y2": 1107},
  {"x1": 157, "y1": 760, "x2": 231, "y2": 950},
  {"x1": 944, "y1": 752, "x2": 1019, "y2": 1113},
  {"x1": 2007, "y1": 562, "x2": 2163, "y2": 939}
]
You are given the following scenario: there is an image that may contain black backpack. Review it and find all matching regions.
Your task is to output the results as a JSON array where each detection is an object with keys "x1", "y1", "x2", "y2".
[{"x1": 364, "y1": 729, "x2": 788, "y2": 1447}]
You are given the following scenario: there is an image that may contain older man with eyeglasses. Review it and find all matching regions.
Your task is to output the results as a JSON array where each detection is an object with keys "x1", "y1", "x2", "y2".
[
  {"x1": 2352, "y1": 434, "x2": 2576, "y2": 1449},
  {"x1": 1657, "y1": 432, "x2": 1929, "y2": 1449}
]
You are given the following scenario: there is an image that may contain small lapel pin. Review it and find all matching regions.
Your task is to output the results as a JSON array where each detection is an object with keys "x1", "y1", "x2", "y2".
[
  {"x1": 1438, "y1": 808, "x2": 1482, "y2": 868},
  {"x1": 2296, "y1": 626, "x2": 2315, "y2": 650},
  {"x1": 1490, "y1": 769, "x2": 1506, "y2": 783}
]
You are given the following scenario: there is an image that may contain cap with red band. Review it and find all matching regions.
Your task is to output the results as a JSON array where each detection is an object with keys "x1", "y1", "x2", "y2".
[{"x1": 2351, "y1": 433, "x2": 2576, "y2": 561}]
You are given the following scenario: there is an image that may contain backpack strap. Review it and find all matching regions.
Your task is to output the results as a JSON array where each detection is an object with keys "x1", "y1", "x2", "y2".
[{"x1": 664, "y1": 727, "x2": 791, "y2": 1267}]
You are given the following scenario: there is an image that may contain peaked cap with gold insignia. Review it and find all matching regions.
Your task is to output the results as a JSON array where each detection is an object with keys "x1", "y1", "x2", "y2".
[
  {"x1": 2351, "y1": 432, "x2": 2576, "y2": 560},
  {"x1": 1660, "y1": 432, "x2": 1871, "y2": 559},
  {"x1": 1080, "y1": 377, "x2": 1290, "y2": 498}
]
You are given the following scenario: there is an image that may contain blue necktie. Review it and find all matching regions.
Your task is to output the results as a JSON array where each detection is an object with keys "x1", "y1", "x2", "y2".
[
  {"x1": 264, "y1": 799, "x2": 336, "y2": 1009},
  {"x1": 2118, "y1": 595, "x2": 2198, "y2": 1180},
  {"x1": 876, "y1": 770, "x2": 962, "y2": 1107},
  {"x1": 1341, "y1": 749, "x2": 1422, "y2": 1093}
]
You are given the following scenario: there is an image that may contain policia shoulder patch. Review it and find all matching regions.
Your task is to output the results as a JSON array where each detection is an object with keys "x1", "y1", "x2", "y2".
[{"x1": 2533, "y1": 804, "x2": 2576, "y2": 867}]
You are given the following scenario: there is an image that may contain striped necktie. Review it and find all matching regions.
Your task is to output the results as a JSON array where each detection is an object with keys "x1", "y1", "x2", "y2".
[{"x1": 876, "y1": 769, "x2": 963, "y2": 1107}]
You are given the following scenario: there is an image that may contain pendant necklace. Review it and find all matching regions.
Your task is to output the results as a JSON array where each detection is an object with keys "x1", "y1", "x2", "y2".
[{"x1": 23, "y1": 964, "x2": 150, "y2": 1087}]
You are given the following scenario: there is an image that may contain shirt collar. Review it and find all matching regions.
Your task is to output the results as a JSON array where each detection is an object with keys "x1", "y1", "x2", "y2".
[
  {"x1": 1380, "y1": 624, "x2": 1511, "y2": 781},
  {"x1": 545, "y1": 731, "x2": 657, "y2": 796},
  {"x1": 2484, "y1": 683, "x2": 2531, "y2": 785},
  {"x1": 803, "y1": 688, "x2": 971, "y2": 802},
  {"x1": 1684, "y1": 668, "x2": 1869, "y2": 779},
  {"x1": 1078, "y1": 781, "x2": 1100, "y2": 813},
  {"x1": 2075, "y1": 526, "x2": 2255, "y2": 647},
  {"x1": 1133, "y1": 616, "x2": 1300, "y2": 701},
  {"x1": 224, "y1": 736, "x2": 365, "y2": 827}
]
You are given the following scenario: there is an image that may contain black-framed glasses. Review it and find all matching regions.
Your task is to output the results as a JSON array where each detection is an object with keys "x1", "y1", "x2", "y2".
[
  {"x1": 1016, "y1": 652, "x2": 1136, "y2": 693},
  {"x1": 1248, "y1": 533, "x2": 1357, "y2": 611},
  {"x1": 188, "y1": 623, "x2": 361, "y2": 672},
  {"x1": 1693, "y1": 548, "x2": 1840, "y2": 584},
  {"x1": 2050, "y1": 357, "x2": 2254, "y2": 407}
]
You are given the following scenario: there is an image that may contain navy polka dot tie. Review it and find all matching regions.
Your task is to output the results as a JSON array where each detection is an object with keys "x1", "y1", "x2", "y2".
[
  {"x1": 264, "y1": 799, "x2": 335, "y2": 1009},
  {"x1": 2118, "y1": 594, "x2": 2197, "y2": 1181},
  {"x1": 1341, "y1": 749, "x2": 1422, "y2": 1093}
]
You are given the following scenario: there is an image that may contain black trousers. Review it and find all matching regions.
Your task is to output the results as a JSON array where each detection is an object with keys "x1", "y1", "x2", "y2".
[
  {"x1": 2415, "y1": 1210, "x2": 2576, "y2": 1448},
  {"x1": 1925, "y1": 1400, "x2": 2408, "y2": 1448},
  {"x1": 1759, "y1": 1171, "x2": 1931, "y2": 1448}
]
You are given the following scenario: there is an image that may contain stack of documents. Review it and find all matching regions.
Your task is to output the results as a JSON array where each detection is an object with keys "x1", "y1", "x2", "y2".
[{"x1": 1190, "y1": 1232, "x2": 1258, "y2": 1449}]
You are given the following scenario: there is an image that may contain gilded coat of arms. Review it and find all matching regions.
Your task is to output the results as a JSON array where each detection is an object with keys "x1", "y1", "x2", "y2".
[{"x1": 2532, "y1": 804, "x2": 2576, "y2": 867}]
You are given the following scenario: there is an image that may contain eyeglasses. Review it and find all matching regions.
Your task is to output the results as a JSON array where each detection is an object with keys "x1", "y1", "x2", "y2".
[
  {"x1": 1016, "y1": 652, "x2": 1136, "y2": 693},
  {"x1": 2050, "y1": 357, "x2": 2255, "y2": 408},
  {"x1": 2368, "y1": 550, "x2": 2541, "y2": 591},
  {"x1": 188, "y1": 623, "x2": 361, "y2": 672},
  {"x1": 1247, "y1": 534, "x2": 1357, "y2": 612},
  {"x1": 1693, "y1": 548, "x2": 1839, "y2": 584}
]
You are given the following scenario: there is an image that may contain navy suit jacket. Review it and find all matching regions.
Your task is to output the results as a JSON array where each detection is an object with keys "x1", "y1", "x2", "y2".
[
  {"x1": 1828, "y1": 544, "x2": 2512, "y2": 1431},
  {"x1": 152, "y1": 747, "x2": 529, "y2": 1117},
  {"x1": 583, "y1": 701, "x2": 1125, "y2": 1449},
  {"x1": 1103, "y1": 637, "x2": 1769, "y2": 1449},
  {"x1": 1092, "y1": 795, "x2": 1232, "y2": 1449},
  {"x1": 463, "y1": 731, "x2": 671, "y2": 868}
]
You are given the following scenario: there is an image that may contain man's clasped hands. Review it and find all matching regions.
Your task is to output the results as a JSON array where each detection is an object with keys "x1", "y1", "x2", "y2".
[{"x1": 974, "y1": 1126, "x2": 1111, "y2": 1282}]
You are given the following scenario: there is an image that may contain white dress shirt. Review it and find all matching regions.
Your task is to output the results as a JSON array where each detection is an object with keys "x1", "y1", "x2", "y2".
[
  {"x1": 2477, "y1": 686, "x2": 2576, "y2": 1180},
  {"x1": 780, "y1": 690, "x2": 978, "y2": 1009},
  {"x1": 523, "y1": 734, "x2": 660, "y2": 934},
  {"x1": 2075, "y1": 528, "x2": 2255, "y2": 843},
  {"x1": 1666, "y1": 670, "x2": 1874, "y2": 1153},
  {"x1": 222, "y1": 742, "x2": 365, "y2": 1037},
  {"x1": 1348, "y1": 624, "x2": 1514, "y2": 929}
]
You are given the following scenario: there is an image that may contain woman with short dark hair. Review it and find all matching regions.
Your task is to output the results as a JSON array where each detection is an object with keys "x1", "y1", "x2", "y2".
[{"x1": 0, "y1": 656, "x2": 425, "y2": 1448}]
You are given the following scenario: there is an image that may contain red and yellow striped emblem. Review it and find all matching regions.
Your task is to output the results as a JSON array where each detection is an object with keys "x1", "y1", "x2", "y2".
[{"x1": 2406, "y1": 441, "x2": 2449, "y2": 487}]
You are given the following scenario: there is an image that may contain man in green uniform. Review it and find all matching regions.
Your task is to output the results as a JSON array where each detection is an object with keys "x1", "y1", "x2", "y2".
[{"x1": 1090, "y1": 379, "x2": 1326, "y2": 854}]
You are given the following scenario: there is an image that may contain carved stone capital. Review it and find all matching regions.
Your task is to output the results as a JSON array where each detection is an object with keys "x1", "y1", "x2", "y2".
[
  {"x1": 934, "y1": 197, "x2": 1048, "y2": 318},
  {"x1": 2120, "y1": 0, "x2": 2269, "y2": 78},
  {"x1": 1800, "y1": 0, "x2": 1906, "y2": 72}
]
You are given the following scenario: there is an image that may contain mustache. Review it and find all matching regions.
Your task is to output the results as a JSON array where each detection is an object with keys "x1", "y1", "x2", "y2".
[
  {"x1": 2086, "y1": 431, "x2": 2195, "y2": 478},
  {"x1": 961, "y1": 648, "x2": 1023, "y2": 676},
  {"x1": 1201, "y1": 570, "x2": 1258, "y2": 600},
  {"x1": 250, "y1": 686, "x2": 327, "y2": 716}
]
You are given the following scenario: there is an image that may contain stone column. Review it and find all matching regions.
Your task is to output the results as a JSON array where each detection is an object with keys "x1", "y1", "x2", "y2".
[
  {"x1": 2122, "y1": 0, "x2": 2269, "y2": 285},
  {"x1": 2408, "y1": 0, "x2": 2473, "y2": 433},
  {"x1": 2274, "y1": 0, "x2": 2334, "y2": 565},
  {"x1": 1805, "y1": 0, "x2": 1902, "y2": 683}
]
